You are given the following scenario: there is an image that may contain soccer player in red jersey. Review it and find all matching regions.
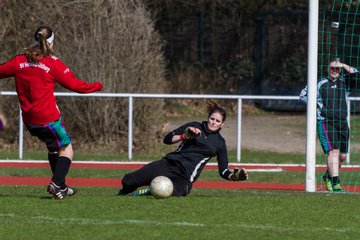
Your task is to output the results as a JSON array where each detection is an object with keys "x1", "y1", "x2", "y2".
[{"x1": 0, "y1": 26, "x2": 103, "y2": 199}]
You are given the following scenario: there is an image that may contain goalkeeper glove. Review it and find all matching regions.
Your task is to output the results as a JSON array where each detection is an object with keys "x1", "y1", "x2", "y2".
[
  {"x1": 180, "y1": 127, "x2": 201, "y2": 140},
  {"x1": 230, "y1": 168, "x2": 248, "y2": 181}
]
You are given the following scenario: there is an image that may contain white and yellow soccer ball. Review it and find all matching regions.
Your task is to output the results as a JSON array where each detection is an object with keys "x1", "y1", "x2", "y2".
[{"x1": 150, "y1": 176, "x2": 174, "y2": 199}]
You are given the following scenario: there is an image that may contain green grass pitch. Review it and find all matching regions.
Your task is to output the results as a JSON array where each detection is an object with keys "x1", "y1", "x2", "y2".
[{"x1": 1, "y1": 185, "x2": 360, "y2": 240}]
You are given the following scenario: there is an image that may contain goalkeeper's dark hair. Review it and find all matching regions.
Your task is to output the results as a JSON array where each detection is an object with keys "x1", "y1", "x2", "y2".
[
  {"x1": 24, "y1": 25, "x2": 54, "y2": 63},
  {"x1": 207, "y1": 100, "x2": 226, "y2": 122}
]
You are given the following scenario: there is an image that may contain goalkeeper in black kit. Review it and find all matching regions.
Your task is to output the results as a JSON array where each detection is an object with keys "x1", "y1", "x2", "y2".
[{"x1": 118, "y1": 100, "x2": 248, "y2": 197}]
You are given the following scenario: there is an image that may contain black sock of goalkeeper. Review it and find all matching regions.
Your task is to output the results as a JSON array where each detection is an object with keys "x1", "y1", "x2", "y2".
[
  {"x1": 52, "y1": 156, "x2": 71, "y2": 188},
  {"x1": 48, "y1": 152, "x2": 59, "y2": 174}
]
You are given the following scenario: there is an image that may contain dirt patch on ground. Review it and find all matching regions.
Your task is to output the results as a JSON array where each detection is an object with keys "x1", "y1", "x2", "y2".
[{"x1": 168, "y1": 113, "x2": 307, "y2": 154}]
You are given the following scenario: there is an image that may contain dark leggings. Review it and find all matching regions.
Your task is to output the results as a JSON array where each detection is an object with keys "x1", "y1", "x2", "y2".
[{"x1": 121, "y1": 158, "x2": 192, "y2": 196}]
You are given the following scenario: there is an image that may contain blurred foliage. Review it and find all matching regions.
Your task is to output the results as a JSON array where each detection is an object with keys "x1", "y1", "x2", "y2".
[
  {"x1": 1, "y1": 0, "x2": 311, "y2": 155},
  {"x1": 144, "y1": 0, "x2": 308, "y2": 95},
  {"x1": 0, "y1": 0, "x2": 166, "y2": 153},
  {"x1": 266, "y1": 56, "x2": 307, "y2": 93}
]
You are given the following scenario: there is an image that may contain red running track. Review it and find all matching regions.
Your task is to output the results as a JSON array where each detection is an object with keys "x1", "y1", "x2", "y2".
[
  {"x1": 1, "y1": 161, "x2": 360, "y2": 172},
  {"x1": 0, "y1": 176, "x2": 306, "y2": 191},
  {"x1": 0, "y1": 161, "x2": 359, "y2": 192}
]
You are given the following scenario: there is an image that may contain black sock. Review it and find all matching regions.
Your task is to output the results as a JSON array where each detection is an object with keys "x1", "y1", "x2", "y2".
[
  {"x1": 332, "y1": 176, "x2": 339, "y2": 185},
  {"x1": 52, "y1": 156, "x2": 71, "y2": 188},
  {"x1": 48, "y1": 152, "x2": 58, "y2": 174}
]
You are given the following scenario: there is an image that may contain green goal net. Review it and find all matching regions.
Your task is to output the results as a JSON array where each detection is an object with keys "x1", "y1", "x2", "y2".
[{"x1": 317, "y1": 0, "x2": 360, "y2": 193}]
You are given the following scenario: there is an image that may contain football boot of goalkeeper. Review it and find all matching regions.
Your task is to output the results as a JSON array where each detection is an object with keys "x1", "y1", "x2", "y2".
[{"x1": 132, "y1": 187, "x2": 151, "y2": 196}]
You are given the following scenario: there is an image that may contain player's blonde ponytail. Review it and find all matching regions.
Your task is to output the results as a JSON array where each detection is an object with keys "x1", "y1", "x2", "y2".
[{"x1": 25, "y1": 26, "x2": 54, "y2": 63}]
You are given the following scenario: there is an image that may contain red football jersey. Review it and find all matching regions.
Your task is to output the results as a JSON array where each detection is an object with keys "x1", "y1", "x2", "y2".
[{"x1": 0, "y1": 54, "x2": 103, "y2": 125}]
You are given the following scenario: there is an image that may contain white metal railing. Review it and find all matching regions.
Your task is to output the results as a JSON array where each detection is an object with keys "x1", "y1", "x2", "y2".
[
  {"x1": 1, "y1": 91, "x2": 303, "y2": 161},
  {"x1": 2, "y1": 91, "x2": 359, "y2": 162}
]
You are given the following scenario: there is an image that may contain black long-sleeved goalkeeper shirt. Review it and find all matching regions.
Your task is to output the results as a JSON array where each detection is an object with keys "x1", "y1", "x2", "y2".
[{"x1": 163, "y1": 121, "x2": 231, "y2": 183}]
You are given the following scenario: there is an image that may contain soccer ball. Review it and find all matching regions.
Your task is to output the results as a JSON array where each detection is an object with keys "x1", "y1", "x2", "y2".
[{"x1": 150, "y1": 176, "x2": 174, "y2": 199}]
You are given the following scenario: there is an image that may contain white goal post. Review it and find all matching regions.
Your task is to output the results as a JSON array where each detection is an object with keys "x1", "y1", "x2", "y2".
[{"x1": 305, "y1": 0, "x2": 319, "y2": 192}]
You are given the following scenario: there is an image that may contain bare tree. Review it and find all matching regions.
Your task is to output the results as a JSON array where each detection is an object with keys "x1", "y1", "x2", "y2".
[{"x1": 0, "y1": 0, "x2": 167, "y2": 153}]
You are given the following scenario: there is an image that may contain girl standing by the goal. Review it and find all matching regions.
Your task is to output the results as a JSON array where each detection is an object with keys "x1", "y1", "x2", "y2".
[
  {"x1": 299, "y1": 59, "x2": 359, "y2": 192},
  {"x1": 0, "y1": 25, "x2": 103, "y2": 200}
]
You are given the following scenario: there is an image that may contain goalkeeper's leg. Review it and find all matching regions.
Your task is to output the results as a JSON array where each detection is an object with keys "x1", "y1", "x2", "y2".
[
  {"x1": 118, "y1": 159, "x2": 167, "y2": 195},
  {"x1": 170, "y1": 176, "x2": 192, "y2": 196}
]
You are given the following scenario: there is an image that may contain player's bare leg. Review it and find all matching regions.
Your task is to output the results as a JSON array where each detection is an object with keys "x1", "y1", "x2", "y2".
[{"x1": 59, "y1": 143, "x2": 74, "y2": 160}]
